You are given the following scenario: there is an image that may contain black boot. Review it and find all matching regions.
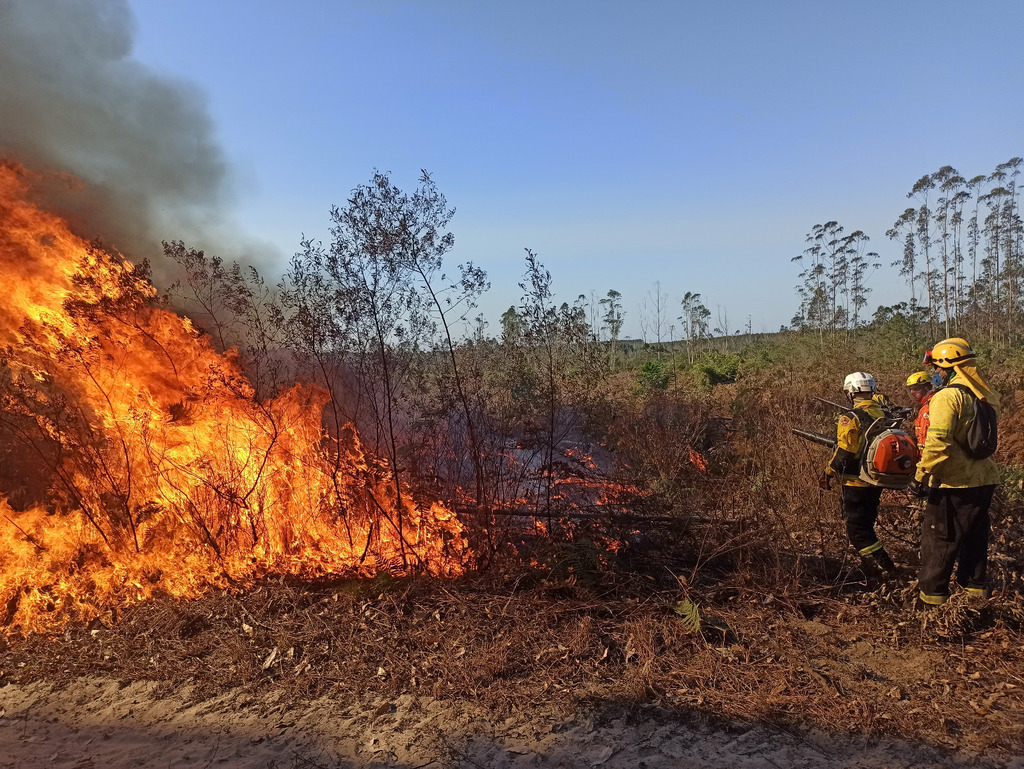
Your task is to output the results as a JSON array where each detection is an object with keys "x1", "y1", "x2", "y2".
[
  {"x1": 860, "y1": 549, "x2": 898, "y2": 583},
  {"x1": 870, "y1": 549, "x2": 897, "y2": 574}
]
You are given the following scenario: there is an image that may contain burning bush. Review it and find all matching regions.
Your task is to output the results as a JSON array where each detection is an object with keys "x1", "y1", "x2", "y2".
[{"x1": 0, "y1": 162, "x2": 468, "y2": 634}]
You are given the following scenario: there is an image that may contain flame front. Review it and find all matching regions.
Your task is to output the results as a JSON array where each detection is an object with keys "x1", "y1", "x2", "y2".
[{"x1": 0, "y1": 162, "x2": 467, "y2": 633}]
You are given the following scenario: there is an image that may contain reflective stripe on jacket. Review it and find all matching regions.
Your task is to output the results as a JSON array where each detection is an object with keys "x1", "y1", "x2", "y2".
[{"x1": 915, "y1": 385, "x2": 1001, "y2": 488}]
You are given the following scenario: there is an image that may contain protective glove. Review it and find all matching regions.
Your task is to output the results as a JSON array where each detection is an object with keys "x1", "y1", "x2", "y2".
[
  {"x1": 817, "y1": 471, "x2": 832, "y2": 491},
  {"x1": 908, "y1": 478, "x2": 929, "y2": 499}
]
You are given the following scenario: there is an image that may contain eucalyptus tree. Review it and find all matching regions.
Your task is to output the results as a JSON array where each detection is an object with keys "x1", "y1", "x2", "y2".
[
  {"x1": 792, "y1": 221, "x2": 883, "y2": 338},
  {"x1": 792, "y1": 221, "x2": 850, "y2": 338},
  {"x1": 512, "y1": 251, "x2": 609, "y2": 523},
  {"x1": 843, "y1": 231, "x2": 879, "y2": 333},
  {"x1": 979, "y1": 170, "x2": 1012, "y2": 341},
  {"x1": 678, "y1": 290, "x2": 710, "y2": 362},
  {"x1": 996, "y1": 158, "x2": 1024, "y2": 341},
  {"x1": 907, "y1": 174, "x2": 938, "y2": 335},
  {"x1": 791, "y1": 227, "x2": 827, "y2": 338},
  {"x1": 586, "y1": 290, "x2": 602, "y2": 344},
  {"x1": 886, "y1": 207, "x2": 919, "y2": 304},
  {"x1": 948, "y1": 186, "x2": 972, "y2": 328},
  {"x1": 963, "y1": 158, "x2": 1024, "y2": 342},
  {"x1": 931, "y1": 166, "x2": 966, "y2": 337},
  {"x1": 564, "y1": 293, "x2": 600, "y2": 368},
  {"x1": 966, "y1": 174, "x2": 988, "y2": 321},
  {"x1": 599, "y1": 288, "x2": 624, "y2": 365}
]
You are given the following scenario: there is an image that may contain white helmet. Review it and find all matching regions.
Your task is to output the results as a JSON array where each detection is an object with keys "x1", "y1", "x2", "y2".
[{"x1": 843, "y1": 372, "x2": 877, "y2": 395}]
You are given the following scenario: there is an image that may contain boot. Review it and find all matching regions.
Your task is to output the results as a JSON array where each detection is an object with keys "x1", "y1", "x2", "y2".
[
  {"x1": 911, "y1": 596, "x2": 939, "y2": 611},
  {"x1": 869, "y1": 548, "x2": 897, "y2": 574},
  {"x1": 861, "y1": 549, "x2": 898, "y2": 583}
]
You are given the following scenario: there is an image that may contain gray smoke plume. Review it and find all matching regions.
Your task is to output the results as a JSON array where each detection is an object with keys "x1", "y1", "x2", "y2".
[{"x1": 0, "y1": 0, "x2": 276, "y2": 279}]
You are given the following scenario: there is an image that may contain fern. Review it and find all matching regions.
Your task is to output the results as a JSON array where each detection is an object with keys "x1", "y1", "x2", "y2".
[{"x1": 674, "y1": 598, "x2": 702, "y2": 634}]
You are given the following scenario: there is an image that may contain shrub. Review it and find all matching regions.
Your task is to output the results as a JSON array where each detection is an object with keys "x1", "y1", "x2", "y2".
[
  {"x1": 637, "y1": 360, "x2": 670, "y2": 392},
  {"x1": 691, "y1": 351, "x2": 741, "y2": 388}
]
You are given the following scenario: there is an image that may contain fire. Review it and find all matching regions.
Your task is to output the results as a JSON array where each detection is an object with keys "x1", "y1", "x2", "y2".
[
  {"x1": 0, "y1": 162, "x2": 468, "y2": 634},
  {"x1": 688, "y1": 447, "x2": 708, "y2": 473}
]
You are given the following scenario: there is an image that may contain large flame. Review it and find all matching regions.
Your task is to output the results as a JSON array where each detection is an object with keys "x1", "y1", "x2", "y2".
[{"x1": 0, "y1": 162, "x2": 467, "y2": 634}]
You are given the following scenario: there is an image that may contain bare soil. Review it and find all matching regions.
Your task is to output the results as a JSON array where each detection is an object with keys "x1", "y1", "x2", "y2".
[{"x1": 1, "y1": 564, "x2": 1022, "y2": 768}]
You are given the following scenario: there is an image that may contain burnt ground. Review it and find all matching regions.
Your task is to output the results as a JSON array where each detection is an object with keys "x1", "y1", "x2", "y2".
[{"x1": 0, "y1": 539, "x2": 1022, "y2": 768}]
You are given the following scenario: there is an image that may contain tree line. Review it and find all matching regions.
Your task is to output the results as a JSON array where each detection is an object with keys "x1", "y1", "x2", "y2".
[{"x1": 791, "y1": 157, "x2": 1024, "y2": 345}]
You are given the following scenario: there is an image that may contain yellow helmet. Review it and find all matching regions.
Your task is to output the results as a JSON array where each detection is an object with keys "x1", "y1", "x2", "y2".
[
  {"x1": 906, "y1": 371, "x2": 931, "y2": 387},
  {"x1": 930, "y1": 338, "x2": 975, "y2": 368}
]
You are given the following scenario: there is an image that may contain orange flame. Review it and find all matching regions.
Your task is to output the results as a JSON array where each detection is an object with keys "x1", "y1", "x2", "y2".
[
  {"x1": 688, "y1": 447, "x2": 708, "y2": 473},
  {"x1": 0, "y1": 162, "x2": 468, "y2": 634}
]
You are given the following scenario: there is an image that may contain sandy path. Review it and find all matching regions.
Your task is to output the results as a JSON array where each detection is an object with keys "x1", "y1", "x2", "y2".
[{"x1": 0, "y1": 678, "x2": 1016, "y2": 769}]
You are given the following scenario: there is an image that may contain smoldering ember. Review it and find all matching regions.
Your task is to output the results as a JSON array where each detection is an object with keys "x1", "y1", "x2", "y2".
[{"x1": 0, "y1": 160, "x2": 1023, "y2": 769}]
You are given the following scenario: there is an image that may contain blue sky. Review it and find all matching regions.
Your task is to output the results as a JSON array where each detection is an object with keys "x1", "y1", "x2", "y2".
[{"x1": 122, "y1": 0, "x2": 1023, "y2": 338}]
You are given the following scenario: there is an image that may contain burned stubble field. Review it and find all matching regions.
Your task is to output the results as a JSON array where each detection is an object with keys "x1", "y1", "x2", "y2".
[{"x1": 1, "y1": 514, "x2": 1023, "y2": 768}]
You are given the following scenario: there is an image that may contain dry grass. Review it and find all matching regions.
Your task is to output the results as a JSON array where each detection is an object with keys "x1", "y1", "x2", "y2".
[
  {"x1": 2, "y1": 361, "x2": 1023, "y2": 761},
  {"x1": 2, "y1": 550, "x2": 1023, "y2": 759}
]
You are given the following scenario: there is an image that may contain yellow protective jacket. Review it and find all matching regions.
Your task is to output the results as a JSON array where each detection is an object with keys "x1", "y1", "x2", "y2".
[
  {"x1": 825, "y1": 399, "x2": 884, "y2": 487},
  {"x1": 915, "y1": 383, "x2": 1001, "y2": 489}
]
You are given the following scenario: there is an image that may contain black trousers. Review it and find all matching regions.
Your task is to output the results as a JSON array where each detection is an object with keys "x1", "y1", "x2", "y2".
[
  {"x1": 840, "y1": 484, "x2": 884, "y2": 554},
  {"x1": 918, "y1": 485, "x2": 995, "y2": 600}
]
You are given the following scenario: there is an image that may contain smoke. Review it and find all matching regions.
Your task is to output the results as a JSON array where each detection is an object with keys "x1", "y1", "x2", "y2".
[{"x1": 0, "y1": 0, "x2": 277, "y2": 280}]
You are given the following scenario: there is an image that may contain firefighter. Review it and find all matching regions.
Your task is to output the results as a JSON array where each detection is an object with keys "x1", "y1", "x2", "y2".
[
  {"x1": 820, "y1": 372, "x2": 898, "y2": 578},
  {"x1": 905, "y1": 371, "x2": 934, "y2": 451},
  {"x1": 911, "y1": 338, "x2": 1000, "y2": 607}
]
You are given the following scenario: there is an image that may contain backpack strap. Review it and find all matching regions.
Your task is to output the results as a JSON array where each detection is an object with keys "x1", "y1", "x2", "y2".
[
  {"x1": 948, "y1": 383, "x2": 977, "y2": 399},
  {"x1": 848, "y1": 405, "x2": 883, "y2": 444}
]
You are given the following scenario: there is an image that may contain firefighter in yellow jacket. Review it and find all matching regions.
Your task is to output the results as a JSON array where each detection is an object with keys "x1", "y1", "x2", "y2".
[
  {"x1": 912, "y1": 338, "x2": 1000, "y2": 607},
  {"x1": 821, "y1": 372, "x2": 898, "y2": 577}
]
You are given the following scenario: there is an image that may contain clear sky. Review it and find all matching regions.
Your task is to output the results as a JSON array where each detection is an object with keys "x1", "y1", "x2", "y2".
[{"x1": 92, "y1": 2, "x2": 1024, "y2": 337}]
